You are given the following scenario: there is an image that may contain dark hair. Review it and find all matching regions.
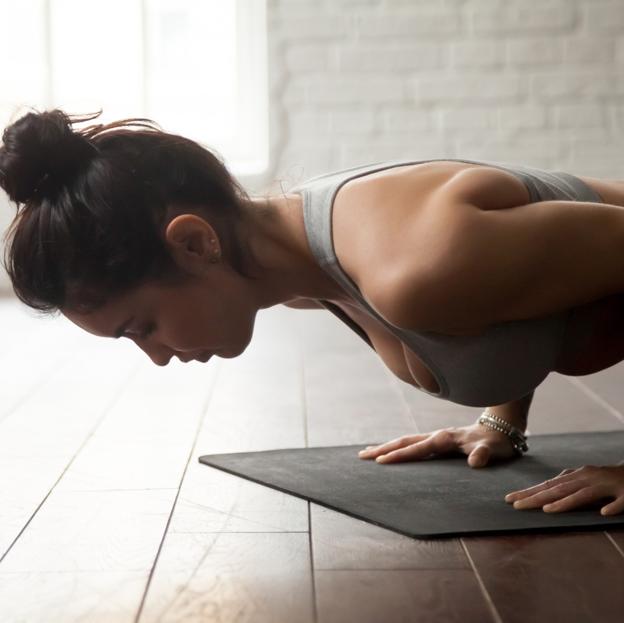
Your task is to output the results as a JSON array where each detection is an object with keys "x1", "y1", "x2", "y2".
[{"x1": 0, "y1": 108, "x2": 258, "y2": 315}]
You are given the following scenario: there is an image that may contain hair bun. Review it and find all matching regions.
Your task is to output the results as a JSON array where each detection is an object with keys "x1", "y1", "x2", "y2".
[{"x1": 0, "y1": 108, "x2": 97, "y2": 204}]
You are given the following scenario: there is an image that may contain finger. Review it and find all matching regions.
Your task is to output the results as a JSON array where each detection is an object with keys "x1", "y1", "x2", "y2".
[
  {"x1": 359, "y1": 438, "x2": 410, "y2": 459},
  {"x1": 377, "y1": 430, "x2": 457, "y2": 464},
  {"x1": 505, "y1": 470, "x2": 580, "y2": 502},
  {"x1": 358, "y1": 435, "x2": 428, "y2": 459},
  {"x1": 541, "y1": 486, "x2": 602, "y2": 513},
  {"x1": 510, "y1": 481, "x2": 584, "y2": 510},
  {"x1": 467, "y1": 444, "x2": 491, "y2": 469},
  {"x1": 506, "y1": 478, "x2": 572, "y2": 502},
  {"x1": 601, "y1": 496, "x2": 624, "y2": 516}
]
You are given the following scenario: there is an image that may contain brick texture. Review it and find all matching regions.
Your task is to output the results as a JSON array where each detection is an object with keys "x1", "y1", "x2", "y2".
[{"x1": 266, "y1": 0, "x2": 624, "y2": 186}]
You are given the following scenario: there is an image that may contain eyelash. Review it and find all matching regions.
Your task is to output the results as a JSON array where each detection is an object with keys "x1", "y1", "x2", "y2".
[
  {"x1": 141, "y1": 324, "x2": 155, "y2": 338},
  {"x1": 127, "y1": 324, "x2": 154, "y2": 340}
]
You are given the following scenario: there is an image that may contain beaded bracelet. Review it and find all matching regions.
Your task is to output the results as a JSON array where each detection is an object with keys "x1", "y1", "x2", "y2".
[{"x1": 478, "y1": 408, "x2": 529, "y2": 455}]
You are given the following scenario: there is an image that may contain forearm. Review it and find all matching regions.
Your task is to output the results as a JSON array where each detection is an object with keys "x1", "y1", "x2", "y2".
[{"x1": 484, "y1": 390, "x2": 535, "y2": 433}]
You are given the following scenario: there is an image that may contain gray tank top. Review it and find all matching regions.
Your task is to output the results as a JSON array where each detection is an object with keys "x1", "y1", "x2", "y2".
[{"x1": 291, "y1": 158, "x2": 603, "y2": 407}]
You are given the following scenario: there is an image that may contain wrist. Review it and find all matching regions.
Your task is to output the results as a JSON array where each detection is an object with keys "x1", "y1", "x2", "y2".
[
  {"x1": 483, "y1": 405, "x2": 528, "y2": 433},
  {"x1": 483, "y1": 392, "x2": 533, "y2": 433},
  {"x1": 478, "y1": 408, "x2": 529, "y2": 455}
]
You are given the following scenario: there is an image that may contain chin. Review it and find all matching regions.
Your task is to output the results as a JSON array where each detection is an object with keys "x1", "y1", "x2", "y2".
[
  {"x1": 218, "y1": 346, "x2": 242, "y2": 359},
  {"x1": 218, "y1": 321, "x2": 255, "y2": 359},
  {"x1": 220, "y1": 338, "x2": 251, "y2": 359}
]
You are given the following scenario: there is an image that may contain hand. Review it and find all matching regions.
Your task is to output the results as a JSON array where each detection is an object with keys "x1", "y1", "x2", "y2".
[
  {"x1": 358, "y1": 422, "x2": 520, "y2": 468},
  {"x1": 505, "y1": 464, "x2": 624, "y2": 516}
]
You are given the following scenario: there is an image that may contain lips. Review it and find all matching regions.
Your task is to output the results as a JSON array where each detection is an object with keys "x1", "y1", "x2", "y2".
[{"x1": 176, "y1": 351, "x2": 213, "y2": 363}]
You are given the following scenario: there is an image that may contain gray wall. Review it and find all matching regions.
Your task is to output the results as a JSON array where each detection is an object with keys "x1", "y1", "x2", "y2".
[{"x1": 2, "y1": 0, "x2": 623, "y2": 295}]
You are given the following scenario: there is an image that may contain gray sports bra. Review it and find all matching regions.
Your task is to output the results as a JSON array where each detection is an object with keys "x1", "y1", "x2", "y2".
[{"x1": 291, "y1": 158, "x2": 604, "y2": 407}]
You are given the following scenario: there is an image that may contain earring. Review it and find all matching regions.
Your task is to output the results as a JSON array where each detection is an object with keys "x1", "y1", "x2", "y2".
[{"x1": 209, "y1": 238, "x2": 219, "y2": 263}]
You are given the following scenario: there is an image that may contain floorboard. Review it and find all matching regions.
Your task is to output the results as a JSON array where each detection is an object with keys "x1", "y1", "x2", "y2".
[{"x1": 464, "y1": 532, "x2": 624, "y2": 623}]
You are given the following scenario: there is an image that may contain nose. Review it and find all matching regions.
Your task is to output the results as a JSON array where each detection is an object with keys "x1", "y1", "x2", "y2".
[
  {"x1": 152, "y1": 355, "x2": 173, "y2": 366},
  {"x1": 133, "y1": 341, "x2": 173, "y2": 366},
  {"x1": 148, "y1": 351, "x2": 173, "y2": 366}
]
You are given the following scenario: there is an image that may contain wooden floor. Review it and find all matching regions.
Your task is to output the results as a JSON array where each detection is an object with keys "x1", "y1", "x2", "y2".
[{"x1": 1, "y1": 295, "x2": 623, "y2": 623}]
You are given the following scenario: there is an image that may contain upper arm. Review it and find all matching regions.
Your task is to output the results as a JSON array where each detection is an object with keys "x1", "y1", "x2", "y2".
[{"x1": 372, "y1": 168, "x2": 624, "y2": 333}]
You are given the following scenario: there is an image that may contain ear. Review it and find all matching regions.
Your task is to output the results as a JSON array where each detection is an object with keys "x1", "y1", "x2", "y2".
[{"x1": 164, "y1": 214, "x2": 220, "y2": 275}]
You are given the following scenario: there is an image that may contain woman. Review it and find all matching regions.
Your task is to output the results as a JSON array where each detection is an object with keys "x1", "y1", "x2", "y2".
[{"x1": 1, "y1": 109, "x2": 623, "y2": 516}]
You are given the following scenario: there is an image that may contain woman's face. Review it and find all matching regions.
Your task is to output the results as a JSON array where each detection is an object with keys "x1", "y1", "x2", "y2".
[
  {"x1": 63, "y1": 274, "x2": 258, "y2": 365},
  {"x1": 61, "y1": 213, "x2": 259, "y2": 365}
]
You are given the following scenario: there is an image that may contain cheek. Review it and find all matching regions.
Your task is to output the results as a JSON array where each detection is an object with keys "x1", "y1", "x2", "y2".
[
  {"x1": 162, "y1": 281, "x2": 250, "y2": 350},
  {"x1": 166, "y1": 299, "x2": 225, "y2": 349},
  {"x1": 175, "y1": 314, "x2": 213, "y2": 348}
]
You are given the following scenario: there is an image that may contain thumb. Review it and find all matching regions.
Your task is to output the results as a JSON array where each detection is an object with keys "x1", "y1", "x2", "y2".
[{"x1": 468, "y1": 444, "x2": 491, "y2": 468}]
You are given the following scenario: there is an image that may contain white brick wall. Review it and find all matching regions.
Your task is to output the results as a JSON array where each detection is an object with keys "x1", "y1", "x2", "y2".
[{"x1": 265, "y1": 0, "x2": 624, "y2": 196}]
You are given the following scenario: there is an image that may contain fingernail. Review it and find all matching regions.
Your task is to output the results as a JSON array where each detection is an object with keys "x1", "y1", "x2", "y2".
[{"x1": 376, "y1": 455, "x2": 387, "y2": 463}]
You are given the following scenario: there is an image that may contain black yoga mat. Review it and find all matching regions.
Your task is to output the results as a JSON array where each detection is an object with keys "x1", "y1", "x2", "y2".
[{"x1": 198, "y1": 431, "x2": 624, "y2": 538}]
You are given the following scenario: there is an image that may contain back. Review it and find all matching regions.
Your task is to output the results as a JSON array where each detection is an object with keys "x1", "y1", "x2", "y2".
[{"x1": 292, "y1": 158, "x2": 604, "y2": 407}]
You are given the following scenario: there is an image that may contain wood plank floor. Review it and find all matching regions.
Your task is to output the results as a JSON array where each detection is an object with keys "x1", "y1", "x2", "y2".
[{"x1": 0, "y1": 295, "x2": 623, "y2": 622}]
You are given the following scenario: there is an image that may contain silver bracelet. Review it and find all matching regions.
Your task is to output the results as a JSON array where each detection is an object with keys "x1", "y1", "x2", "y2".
[{"x1": 478, "y1": 408, "x2": 529, "y2": 455}]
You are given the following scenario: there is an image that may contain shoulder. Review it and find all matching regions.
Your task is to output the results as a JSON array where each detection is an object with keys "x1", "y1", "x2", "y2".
[
  {"x1": 436, "y1": 164, "x2": 531, "y2": 209},
  {"x1": 337, "y1": 161, "x2": 531, "y2": 210},
  {"x1": 331, "y1": 161, "x2": 475, "y2": 291},
  {"x1": 355, "y1": 165, "x2": 535, "y2": 332}
]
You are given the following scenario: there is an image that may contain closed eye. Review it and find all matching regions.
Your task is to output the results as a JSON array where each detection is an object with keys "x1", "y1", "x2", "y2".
[
  {"x1": 124, "y1": 324, "x2": 155, "y2": 340},
  {"x1": 139, "y1": 324, "x2": 155, "y2": 339}
]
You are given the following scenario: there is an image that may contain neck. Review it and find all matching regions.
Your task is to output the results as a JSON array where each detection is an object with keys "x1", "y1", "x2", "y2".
[{"x1": 238, "y1": 192, "x2": 348, "y2": 309}]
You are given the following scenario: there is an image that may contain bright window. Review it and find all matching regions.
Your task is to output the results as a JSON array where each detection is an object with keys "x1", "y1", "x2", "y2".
[{"x1": 0, "y1": 0, "x2": 268, "y2": 175}]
